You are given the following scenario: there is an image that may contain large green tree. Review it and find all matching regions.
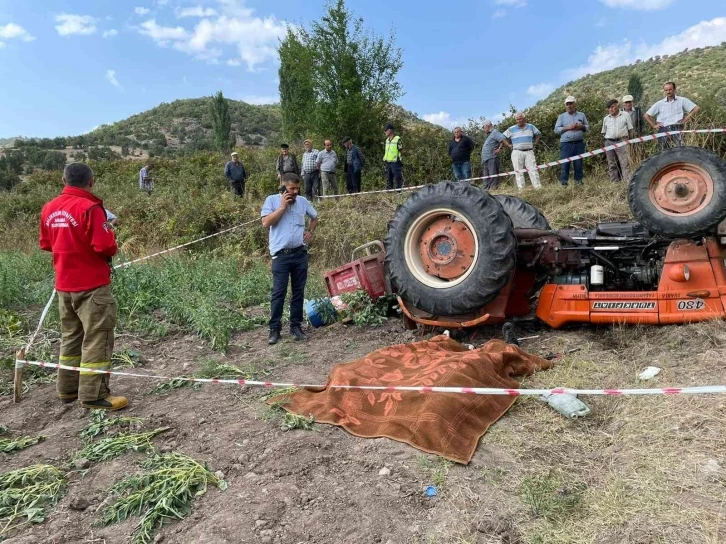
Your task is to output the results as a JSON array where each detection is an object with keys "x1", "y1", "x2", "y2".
[
  {"x1": 210, "y1": 91, "x2": 233, "y2": 152},
  {"x1": 278, "y1": 0, "x2": 403, "y2": 153}
]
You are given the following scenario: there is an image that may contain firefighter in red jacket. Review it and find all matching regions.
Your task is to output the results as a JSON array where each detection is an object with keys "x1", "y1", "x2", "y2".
[{"x1": 39, "y1": 163, "x2": 128, "y2": 411}]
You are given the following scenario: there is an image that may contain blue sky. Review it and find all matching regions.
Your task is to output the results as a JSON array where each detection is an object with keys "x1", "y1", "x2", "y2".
[{"x1": 0, "y1": 0, "x2": 724, "y2": 137}]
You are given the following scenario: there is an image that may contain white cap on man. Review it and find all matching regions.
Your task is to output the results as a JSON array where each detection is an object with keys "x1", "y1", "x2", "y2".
[
  {"x1": 622, "y1": 94, "x2": 634, "y2": 103},
  {"x1": 565, "y1": 95, "x2": 576, "y2": 104},
  {"x1": 231, "y1": 151, "x2": 238, "y2": 156}
]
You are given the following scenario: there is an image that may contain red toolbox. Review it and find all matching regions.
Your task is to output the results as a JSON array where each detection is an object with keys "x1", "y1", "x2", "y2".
[{"x1": 324, "y1": 241, "x2": 387, "y2": 301}]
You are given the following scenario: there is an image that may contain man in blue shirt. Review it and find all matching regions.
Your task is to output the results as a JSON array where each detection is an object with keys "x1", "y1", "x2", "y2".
[
  {"x1": 481, "y1": 120, "x2": 504, "y2": 190},
  {"x1": 554, "y1": 96, "x2": 589, "y2": 186},
  {"x1": 501, "y1": 112, "x2": 542, "y2": 190},
  {"x1": 261, "y1": 173, "x2": 319, "y2": 345}
]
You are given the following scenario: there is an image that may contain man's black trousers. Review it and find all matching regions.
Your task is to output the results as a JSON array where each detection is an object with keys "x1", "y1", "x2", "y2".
[
  {"x1": 269, "y1": 250, "x2": 308, "y2": 332},
  {"x1": 346, "y1": 169, "x2": 362, "y2": 193},
  {"x1": 230, "y1": 180, "x2": 245, "y2": 196}
]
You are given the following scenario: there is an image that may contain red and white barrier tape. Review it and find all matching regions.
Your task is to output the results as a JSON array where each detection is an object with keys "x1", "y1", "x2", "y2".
[
  {"x1": 113, "y1": 217, "x2": 260, "y2": 270},
  {"x1": 317, "y1": 128, "x2": 726, "y2": 199},
  {"x1": 15, "y1": 359, "x2": 726, "y2": 397},
  {"x1": 24, "y1": 217, "x2": 262, "y2": 353}
]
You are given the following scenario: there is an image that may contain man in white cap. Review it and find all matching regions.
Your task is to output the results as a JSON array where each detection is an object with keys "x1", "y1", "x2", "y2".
[
  {"x1": 224, "y1": 151, "x2": 247, "y2": 197},
  {"x1": 554, "y1": 96, "x2": 589, "y2": 186},
  {"x1": 601, "y1": 99, "x2": 633, "y2": 183},
  {"x1": 621, "y1": 94, "x2": 642, "y2": 136}
]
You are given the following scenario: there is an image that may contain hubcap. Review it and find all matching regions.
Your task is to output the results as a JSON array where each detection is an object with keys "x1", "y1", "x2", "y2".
[
  {"x1": 404, "y1": 208, "x2": 478, "y2": 289},
  {"x1": 648, "y1": 163, "x2": 714, "y2": 216}
]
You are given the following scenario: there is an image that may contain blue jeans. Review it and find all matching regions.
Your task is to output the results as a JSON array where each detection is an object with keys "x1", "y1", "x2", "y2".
[
  {"x1": 269, "y1": 250, "x2": 308, "y2": 332},
  {"x1": 452, "y1": 161, "x2": 472, "y2": 181},
  {"x1": 559, "y1": 140, "x2": 585, "y2": 185}
]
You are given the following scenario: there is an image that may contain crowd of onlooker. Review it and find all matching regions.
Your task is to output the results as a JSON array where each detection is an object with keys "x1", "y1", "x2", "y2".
[
  {"x1": 135, "y1": 81, "x2": 701, "y2": 200},
  {"x1": 464, "y1": 81, "x2": 700, "y2": 191}
]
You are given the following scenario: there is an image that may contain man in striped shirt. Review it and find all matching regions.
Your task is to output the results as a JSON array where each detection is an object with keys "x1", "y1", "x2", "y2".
[
  {"x1": 500, "y1": 112, "x2": 542, "y2": 190},
  {"x1": 301, "y1": 139, "x2": 320, "y2": 199}
]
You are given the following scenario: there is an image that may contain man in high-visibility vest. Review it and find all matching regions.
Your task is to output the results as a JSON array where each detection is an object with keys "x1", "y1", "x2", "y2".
[{"x1": 383, "y1": 123, "x2": 404, "y2": 190}]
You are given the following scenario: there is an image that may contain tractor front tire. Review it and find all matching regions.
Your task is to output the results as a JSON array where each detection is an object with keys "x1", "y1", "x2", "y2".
[{"x1": 384, "y1": 181, "x2": 516, "y2": 316}]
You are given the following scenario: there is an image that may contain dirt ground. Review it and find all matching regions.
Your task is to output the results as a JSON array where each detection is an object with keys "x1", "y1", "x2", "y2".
[{"x1": 2, "y1": 313, "x2": 726, "y2": 544}]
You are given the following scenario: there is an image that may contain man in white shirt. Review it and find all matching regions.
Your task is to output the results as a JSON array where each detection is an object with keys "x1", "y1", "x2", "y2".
[
  {"x1": 644, "y1": 81, "x2": 700, "y2": 151},
  {"x1": 601, "y1": 99, "x2": 633, "y2": 182}
]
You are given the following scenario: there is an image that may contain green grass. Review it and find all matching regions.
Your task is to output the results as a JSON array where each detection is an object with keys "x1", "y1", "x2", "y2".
[
  {"x1": 80, "y1": 410, "x2": 143, "y2": 443},
  {"x1": 416, "y1": 455, "x2": 454, "y2": 489},
  {"x1": 0, "y1": 434, "x2": 44, "y2": 453},
  {"x1": 0, "y1": 465, "x2": 66, "y2": 538},
  {"x1": 520, "y1": 472, "x2": 587, "y2": 521},
  {"x1": 77, "y1": 428, "x2": 170, "y2": 462},
  {"x1": 98, "y1": 452, "x2": 227, "y2": 544}
]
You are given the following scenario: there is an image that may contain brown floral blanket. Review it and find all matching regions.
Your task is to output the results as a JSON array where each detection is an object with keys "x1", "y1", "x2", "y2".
[{"x1": 271, "y1": 334, "x2": 551, "y2": 464}]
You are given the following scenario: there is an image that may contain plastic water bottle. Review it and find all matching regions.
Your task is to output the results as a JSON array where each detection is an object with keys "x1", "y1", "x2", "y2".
[{"x1": 542, "y1": 393, "x2": 591, "y2": 419}]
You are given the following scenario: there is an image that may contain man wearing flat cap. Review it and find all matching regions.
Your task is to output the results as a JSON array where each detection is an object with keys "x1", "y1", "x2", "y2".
[
  {"x1": 383, "y1": 123, "x2": 404, "y2": 190},
  {"x1": 554, "y1": 96, "x2": 589, "y2": 186},
  {"x1": 224, "y1": 151, "x2": 247, "y2": 197},
  {"x1": 276, "y1": 143, "x2": 300, "y2": 183}
]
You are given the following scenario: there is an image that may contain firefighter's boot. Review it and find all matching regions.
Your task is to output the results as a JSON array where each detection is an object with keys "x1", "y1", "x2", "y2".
[{"x1": 81, "y1": 395, "x2": 128, "y2": 411}]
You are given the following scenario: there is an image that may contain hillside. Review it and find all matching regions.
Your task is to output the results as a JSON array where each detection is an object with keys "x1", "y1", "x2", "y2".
[
  {"x1": 536, "y1": 44, "x2": 726, "y2": 110},
  {"x1": 83, "y1": 99, "x2": 444, "y2": 154},
  {"x1": 85, "y1": 99, "x2": 283, "y2": 153}
]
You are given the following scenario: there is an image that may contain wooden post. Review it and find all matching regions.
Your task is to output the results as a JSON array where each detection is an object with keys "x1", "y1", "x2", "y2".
[{"x1": 13, "y1": 349, "x2": 24, "y2": 404}]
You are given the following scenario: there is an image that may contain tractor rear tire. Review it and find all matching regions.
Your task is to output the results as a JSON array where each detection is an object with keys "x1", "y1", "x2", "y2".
[
  {"x1": 629, "y1": 147, "x2": 726, "y2": 237},
  {"x1": 494, "y1": 194, "x2": 551, "y2": 230},
  {"x1": 384, "y1": 181, "x2": 516, "y2": 316}
]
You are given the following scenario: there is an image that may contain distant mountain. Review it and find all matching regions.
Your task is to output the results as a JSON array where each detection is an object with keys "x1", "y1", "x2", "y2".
[{"x1": 535, "y1": 44, "x2": 726, "y2": 111}]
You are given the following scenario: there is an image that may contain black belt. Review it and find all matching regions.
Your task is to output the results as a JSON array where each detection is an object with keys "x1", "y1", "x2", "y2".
[
  {"x1": 274, "y1": 246, "x2": 306, "y2": 257},
  {"x1": 605, "y1": 138, "x2": 625, "y2": 142}
]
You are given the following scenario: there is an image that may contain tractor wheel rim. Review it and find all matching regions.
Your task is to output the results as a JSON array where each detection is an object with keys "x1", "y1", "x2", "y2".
[
  {"x1": 403, "y1": 208, "x2": 478, "y2": 289},
  {"x1": 648, "y1": 162, "x2": 714, "y2": 217}
]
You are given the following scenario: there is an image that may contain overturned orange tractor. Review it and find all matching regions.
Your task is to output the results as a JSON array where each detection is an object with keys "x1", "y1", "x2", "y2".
[{"x1": 381, "y1": 147, "x2": 726, "y2": 329}]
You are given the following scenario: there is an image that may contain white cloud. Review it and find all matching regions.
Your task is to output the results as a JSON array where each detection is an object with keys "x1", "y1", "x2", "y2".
[
  {"x1": 138, "y1": 19, "x2": 188, "y2": 44},
  {"x1": 526, "y1": 83, "x2": 555, "y2": 98},
  {"x1": 565, "y1": 17, "x2": 726, "y2": 80},
  {"x1": 600, "y1": 0, "x2": 673, "y2": 10},
  {"x1": 55, "y1": 14, "x2": 97, "y2": 36},
  {"x1": 106, "y1": 69, "x2": 120, "y2": 88},
  {"x1": 595, "y1": 17, "x2": 607, "y2": 27},
  {"x1": 493, "y1": 0, "x2": 526, "y2": 6},
  {"x1": 422, "y1": 111, "x2": 468, "y2": 129},
  {"x1": 226, "y1": 58, "x2": 242, "y2": 66},
  {"x1": 137, "y1": 6, "x2": 287, "y2": 70},
  {"x1": 177, "y1": 6, "x2": 218, "y2": 18},
  {"x1": 135, "y1": 7, "x2": 151, "y2": 16},
  {"x1": 102, "y1": 29, "x2": 118, "y2": 38},
  {"x1": 239, "y1": 94, "x2": 278, "y2": 105},
  {"x1": 0, "y1": 23, "x2": 35, "y2": 45},
  {"x1": 492, "y1": 9, "x2": 507, "y2": 18}
]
